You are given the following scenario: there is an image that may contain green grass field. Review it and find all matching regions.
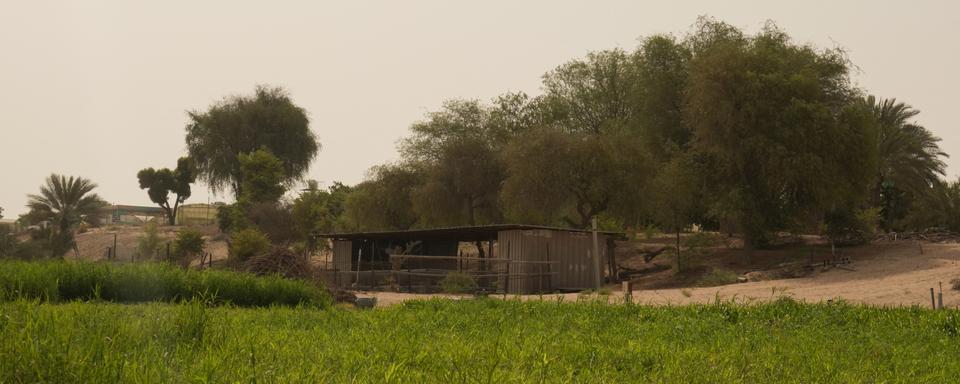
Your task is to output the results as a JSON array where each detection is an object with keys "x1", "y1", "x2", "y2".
[
  {"x1": 0, "y1": 260, "x2": 328, "y2": 307},
  {"x1": 2, "y1": 297, "x2": 958, "y2": 383}
]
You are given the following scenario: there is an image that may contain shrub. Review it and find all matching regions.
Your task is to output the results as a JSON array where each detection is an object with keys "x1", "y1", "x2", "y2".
[
  {"x1": 697, "y1": 269, "x2": 739, "y2": 287},
  {"x1": 172, "y1": 229, "x2": 205, "y2": 267},
  {"x1": 643, "y1": 224, "x2": 659, "y2": 240},
  {"x1": 137, "y1": 222, "x2": 163, "y2": 259},
  {"x1": 231, "y1": 228, "x2": 270, "y2": 261},
  {"x1": 438, "y1": 272, "x2": 478, "y2": 294}
]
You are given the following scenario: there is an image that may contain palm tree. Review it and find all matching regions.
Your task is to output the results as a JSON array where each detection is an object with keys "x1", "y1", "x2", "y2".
[
  {"x1": 864, "y1": 96, "x2": 948, "y2": 228},
  {"x1": 26, "y1": 174, "x2": 107, "y2": 257}
]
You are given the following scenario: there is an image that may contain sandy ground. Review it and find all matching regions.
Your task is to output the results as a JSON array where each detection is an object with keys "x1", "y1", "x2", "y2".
[
  {"x1": 357, "y1": 242, "x2": 960, "y2": 308},
  {"x1": 73, "y1": 225, "x2": 229, "y2": 262}
]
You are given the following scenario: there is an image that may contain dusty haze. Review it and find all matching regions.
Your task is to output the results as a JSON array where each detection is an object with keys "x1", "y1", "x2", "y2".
[{"x1": 1, "y1": 1, "x2": 957, "y2": 217}]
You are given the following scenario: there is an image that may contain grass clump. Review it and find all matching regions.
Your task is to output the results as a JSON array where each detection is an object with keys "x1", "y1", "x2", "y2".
[
  {"x1": 0, "y1": 260, "x2": 328, "y2": 307},
  {"x1": 1, "y1": 299, "x2": 959, "y2": 382},
  {"x1": 230, "y1": 228, "x2": 270, "y2": 261},
  {"x1": 438, "y1": 272, "x2": 478, "y2": 294},
  {"x1": 697, "y1": 268, "x2": 740, "y2": 287}
]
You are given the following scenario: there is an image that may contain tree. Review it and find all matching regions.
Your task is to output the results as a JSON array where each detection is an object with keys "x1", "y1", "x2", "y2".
[
  {"x1": 650, "y1": 155, "x2": 703, "y2": 272},
  {"x1": 501, "y1": 127, "x2": 650, "y2": 228},
  {"x1": 685, "y1": 19, "x2": 868, "y2": 255},
  {"x1": 137, "y1": 157, "x2": 196, "y2": 225},
  {"x1": 542, "y1": 49, "x2": 637, "y2": 136},
  {"x1": 238, "y1": 149, "x2": 287, "y2": 204},
  {"x1": 26, "y1": 174, "x2": 108, "y2": 257},
  {"x1": 343, "y1": 165, "x2": 422, "y2": 231},
  {"x1": 631, "y1": 34, "x2": 692, "y2": 158},
  {"x1": 863, "y1": 96, "x2": 947, "y2": 229},
  {"x1": 902, "y1": 178, "x2": 960, "y2": 232},
  {"x1": 172, "y1": 228, "x2": 205, "y2": 267},
  {"x1": 185, "y1": 85, "x2": 319, "y2": 198},
  {"x1": 401, "y1": 100, "x2": 509, "y2": 226},
  {"x1": 291, "y1": 181, "x2": 354, "y2": 249}
]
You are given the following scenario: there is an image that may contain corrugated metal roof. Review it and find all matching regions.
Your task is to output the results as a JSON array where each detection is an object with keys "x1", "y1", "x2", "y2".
[{"x1": 316, "y1": 224, "x2": 623, "y2": 241}]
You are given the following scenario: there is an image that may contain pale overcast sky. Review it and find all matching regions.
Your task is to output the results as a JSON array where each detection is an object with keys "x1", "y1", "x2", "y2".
[{"x1": 1, "y1": 1, "x2": 957, "y2": 217}]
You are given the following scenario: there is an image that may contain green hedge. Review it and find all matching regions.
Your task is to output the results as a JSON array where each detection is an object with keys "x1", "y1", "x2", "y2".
[{"x1": 0, "y1": 261, "x2": 329, "y2": 307}]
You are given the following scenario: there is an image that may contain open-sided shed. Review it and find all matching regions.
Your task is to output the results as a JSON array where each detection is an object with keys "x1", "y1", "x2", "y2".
[{"x1": 316, "y1": 224, "x2": 623, "y2": 294}]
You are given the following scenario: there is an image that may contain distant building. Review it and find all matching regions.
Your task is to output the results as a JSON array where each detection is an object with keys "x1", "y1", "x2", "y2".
[
  {"x1": 102, "y1": 205, "x2": 165, "y2": 225},
  {"x1": 0, "y1": 219, "x2": 19, "y2": 232},
  {"x1": 175, "y1": 203, "x2": 220, "y2": 226}
]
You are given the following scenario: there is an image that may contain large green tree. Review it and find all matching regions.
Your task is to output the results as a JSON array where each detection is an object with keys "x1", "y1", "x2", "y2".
[
  {"x1": 401, "y1": 100, "x2": 509, "y2": 226},
  {"x1": 137, "y1": 157, "x2": 196, "y2": 225},
  {"x1": 630, "y1": 34, "x2": 692, "y2": 158},
  {"x1": 542, "y1": 49, "x2": 637, "y2": 136},
  {"x1": 343, "y1": 165, "x2": 421, "y2": 231},
  {"x1": 501, "y1": 127, "x2": 650, "y2": 228},
  {"x1": 26, "y1": 174, "x2": 108, "y2": 257},
  {"x1": 685, "y1": 20, "x2": 870, "y2": 253},
  {"x1": 185, "y1": 85, "x2": 318, "y2": 198}
]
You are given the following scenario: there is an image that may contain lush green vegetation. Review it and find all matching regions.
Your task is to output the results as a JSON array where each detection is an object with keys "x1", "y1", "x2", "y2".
[
  {"x1": 1, "y1": 298, "x2": 958, "y2": 382},
  {"x1": 0, "y1": 261, "x2": 328, "y2": 307}
]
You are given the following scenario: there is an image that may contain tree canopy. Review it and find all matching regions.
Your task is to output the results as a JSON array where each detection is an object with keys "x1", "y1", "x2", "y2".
[
  {"x1": 26, "y1": 174, "x2": 108, "y2": 257},
  {"x1": 329, "y1": 18, "x2": 948, "y2": 253},
  {"x1": 185, "y1": 85, "x2": 318, "y2": 198},
  {"x1": 137, "y1": 157, "x2": 196, "y2": 225}
]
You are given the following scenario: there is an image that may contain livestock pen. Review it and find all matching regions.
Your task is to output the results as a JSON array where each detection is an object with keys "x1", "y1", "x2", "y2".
[{"x1": 315, "y1": 225, "x2": 623, "y2": 294}]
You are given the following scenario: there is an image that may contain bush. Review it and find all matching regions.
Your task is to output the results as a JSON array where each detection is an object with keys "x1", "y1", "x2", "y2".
[
  {"x1": 696, "y1": 269, "x2": 740, "y2": 287},
  {"x1": 172, "y1": 229, "x2": 205, "y2": 267},
  {"x1": 438, "y1": 272, "x2": 478, "y2": 294},
  {"x1": 231, "y1": 228, "x2": 270, "y2": 261},
  {"x1": 0, "y1": 260, "x2": 329, "y2": 307},
  {"x1": 136, "y1": 222, "x2": 163, "y2": 259}
]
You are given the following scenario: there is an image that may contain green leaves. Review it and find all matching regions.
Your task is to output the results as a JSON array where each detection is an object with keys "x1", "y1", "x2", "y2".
[
  {"x1": 185, "y1": 85, "x2": 318, "y2": 198},
  {"x1": 137, "y1": 157, "x2": 196, "y2": 225}
]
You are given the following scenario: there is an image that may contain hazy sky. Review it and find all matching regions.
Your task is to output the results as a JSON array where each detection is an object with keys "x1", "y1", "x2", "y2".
[{"x1": 1, "y1": 1, "x2": 957, "y2": 217}]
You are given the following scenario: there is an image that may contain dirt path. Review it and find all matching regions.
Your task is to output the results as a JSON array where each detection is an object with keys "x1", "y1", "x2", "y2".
[{"x1": 358, "y1": 242, "x2": 960, "y2": 308}]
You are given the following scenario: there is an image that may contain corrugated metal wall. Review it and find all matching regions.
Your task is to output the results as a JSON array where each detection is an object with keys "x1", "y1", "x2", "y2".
[
  {"x1": 499, "y1": 229, "x2": 608, "y2": 294},
  {"x1": 331, "y1": 240, "x2": 353, "y2": 287}
]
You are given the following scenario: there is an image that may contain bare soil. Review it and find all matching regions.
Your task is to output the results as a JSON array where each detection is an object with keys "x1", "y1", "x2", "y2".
[{"x1": 359, "y1": 240, "x2": 960, "y2": 308}]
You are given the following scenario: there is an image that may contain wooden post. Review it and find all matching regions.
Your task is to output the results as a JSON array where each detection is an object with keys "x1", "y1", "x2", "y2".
[
  {"x1": 622, "y1": 281, "x2": 633, "y2": 304},
  {"x1": 355, "y1": 244, "x2": 363, "y2": 287},
  {"x1": 592, "y1": 217, "x2": 602, "y2": 290},
  {"x1": 938, "y1": 282, "x2": 944, "y2": 310},
  {"x1": 931, "y1": 288, "x2": 937, "y2": 309}
]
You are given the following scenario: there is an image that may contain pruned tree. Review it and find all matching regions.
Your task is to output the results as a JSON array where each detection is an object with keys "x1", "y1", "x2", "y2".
[
  {"x1": 185, "y1": 85, "x2": 319, "y2": 198},
  {"x1": 137, "y1": 157, "x2": 196, "y2": 225}
]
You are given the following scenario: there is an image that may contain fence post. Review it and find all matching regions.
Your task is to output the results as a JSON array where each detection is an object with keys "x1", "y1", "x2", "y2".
[
  {"x1": 503, "y1": 260, "x2": 510, "y2": 299},
  {"x1": 623, "y1": 281, "x2": 633, "y2": 304}
]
